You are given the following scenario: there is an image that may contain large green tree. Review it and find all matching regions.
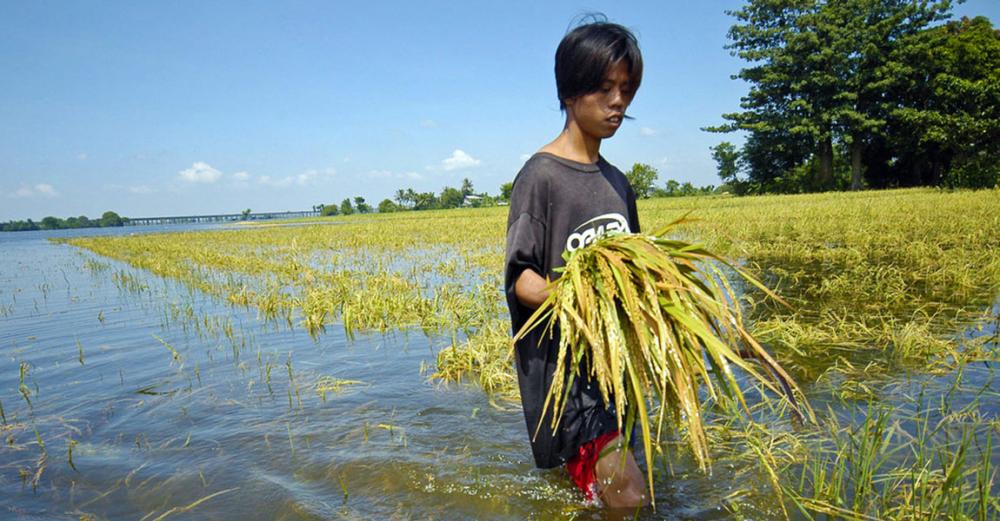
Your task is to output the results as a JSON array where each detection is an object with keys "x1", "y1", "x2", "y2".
[
  {"x1": 100, "y1": 211, "x2": 123, "y2": 227},
  {"x1": 353, "y1": 196, "x2": 371, "y2": 214},
  {"x1": 499, "y1": 182, "x2": 513, "y2": 202},
  {"x1": 710, "y1": 142, "x2": 741, "y2": 185},
  {"x1": 711, "y1": 0, "x2": 957, "y2": 192},
  {"x1": 624, "y1": 163, "x2": 659, "y2": 198},
  {"x1": 41, "y1": 216, "x2": 62, "y2": 230},
  {"x1": 887, "y1": 15, "x2": 1000, "y2": 188},
  {"x1": 394, "y1": 189, "x2": 410, "y2": 209},
  {"x1": 411, "y1": 191, "x2": 437, "y2": 211},
  {"x1": 378, "y1": 198, "x2": 399, "y2": 213},
  {"x1": 708, "y1": 0, "x2": 819, "y2": 189},
  {"x1": 820, "y1": 0, "x2": 952, "y2": 189},
  {"x1": 460, "y1": 178, "x2": 474, "y2": 197},
  {"x1": 439, "y1": 186, "x2": 464, "y2": 209}
]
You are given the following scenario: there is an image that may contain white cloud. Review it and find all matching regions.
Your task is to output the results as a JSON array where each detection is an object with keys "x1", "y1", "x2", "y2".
[
  {"x1": 420, "y1": 119, "x2": 437, "y2": 128},
  {"x1": 258, "y1": 175, "x2": 295, "y2": 188},
  {"x1": 519, "y1": 153, "x2": 532, "y2": 162},
  {"x1": 9, "y1": 183, "x2": 59, "y2": 198},
  {"x1": 178, "y1": 162, "x2": 223, "y2": 183},
  {"x1": 440, "y1": 149, "x2": 481, "y2": 171},
  {"x1": 103, "y1": 183, "x2": 154, "y2": 194},
  {"x1": 304, "y1": 168, "x2": 336, "y2": 182},
  {"x1": 367, "y1": 169, "x2": 423, "y2": 181},
  {"x1": 258, "y1": 167, "x2": 335, "y2": 188},
  {"x1": 34, "y1": 184, "x2": 57, "y2": 196},
  {"x1": 232, "y1": 171, "x2": 250, "y2": 182},
  {"x1": 640, "y1": 127, "x2": 657, "y2": 137},
  {"x1": 77, "y1": 153, "x2": 88, "y2": 160}
]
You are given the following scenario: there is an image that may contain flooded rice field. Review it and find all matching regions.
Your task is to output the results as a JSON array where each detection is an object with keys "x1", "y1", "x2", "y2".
[
  {"x1": 0, "y1": 226, "x2": 740, "y2": 520},
  {"x1": 2, "y1": 189, "x2": 999, "y2": 520}
]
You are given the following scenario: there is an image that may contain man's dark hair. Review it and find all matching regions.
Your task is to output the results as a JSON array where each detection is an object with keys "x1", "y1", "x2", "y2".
[{"x1": 555, "y1": 17, "x2": 643, "y2": 110}]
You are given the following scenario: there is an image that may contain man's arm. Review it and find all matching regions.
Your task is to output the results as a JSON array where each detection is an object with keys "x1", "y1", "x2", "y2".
[{"x1": 514, "y1": 268, "x2": 550, "y2": 309}]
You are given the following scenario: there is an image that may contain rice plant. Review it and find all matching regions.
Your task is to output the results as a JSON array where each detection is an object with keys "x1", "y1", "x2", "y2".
[
  {"x1": 514, "y1": 215, "x2": 813, "y2": 502},
  {"x1": 52, "y1": 187, "x2": 999, "y2": 517}
]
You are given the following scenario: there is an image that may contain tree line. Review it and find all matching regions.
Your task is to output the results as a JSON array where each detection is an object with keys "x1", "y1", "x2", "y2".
[
  {"x1": 1, "y1": 211, "x2": 126, "y2": 232},
  {"x1": 707, "y1": 1, "x2": 999, "y2": 194},
  {"x1": 315, "y1": 166, "x2": 722, "y2": 217},
  {"x1": 623, "y1": 163, "x2": 720, "y2": 198},
  {"x1": 317, "y1": 178, "x2": 509, "y2": 216}
]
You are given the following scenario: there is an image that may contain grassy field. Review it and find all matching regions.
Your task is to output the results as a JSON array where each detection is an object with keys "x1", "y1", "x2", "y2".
[{"x1": 61, "y1": 187, "x2": 1000, "y2": 519}]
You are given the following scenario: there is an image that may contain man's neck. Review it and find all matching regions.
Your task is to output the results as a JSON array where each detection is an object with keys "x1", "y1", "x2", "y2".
[{"x1": 542, "y1": 123, "x2": 601, "y2": 164}]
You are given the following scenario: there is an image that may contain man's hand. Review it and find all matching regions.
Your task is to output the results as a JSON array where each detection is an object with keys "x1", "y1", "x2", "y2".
[{"x1": 514, "y1": 268, "x2": 551, "y2": 309}]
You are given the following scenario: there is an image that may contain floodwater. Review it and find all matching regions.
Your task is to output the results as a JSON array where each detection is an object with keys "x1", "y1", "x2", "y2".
[{"x1": 1, "y1": 225, "x2": 997, "y2": 520}]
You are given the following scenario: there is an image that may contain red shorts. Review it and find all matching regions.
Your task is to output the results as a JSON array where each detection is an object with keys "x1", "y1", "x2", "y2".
[{"x1": 565, "y1": 430, "x2": 621, "y2": 503}]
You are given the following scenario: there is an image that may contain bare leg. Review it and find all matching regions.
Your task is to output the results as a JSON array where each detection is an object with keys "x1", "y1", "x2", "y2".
[{"x1": 594, "y1": 435, "x2": 650, "y2": 508}]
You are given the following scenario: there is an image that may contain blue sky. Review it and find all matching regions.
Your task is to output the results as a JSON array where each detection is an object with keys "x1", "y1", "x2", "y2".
[{"x1": 2, "y1": 1, "x2": 997, "y2": 220}]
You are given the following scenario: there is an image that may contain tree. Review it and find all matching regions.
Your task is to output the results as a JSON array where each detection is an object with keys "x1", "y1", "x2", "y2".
[
  {"x1": 439, "y1": 186, "x2": 464, "y2": 209},
  {"x1": 378, "y1": 198, "x2": 399, "y2": 213},
  {"x1": 821, "y1": 0, "x2": 951, "y2": 190},
  {"x1": 353, "y1": 196, "x2": 371, "y2": 214},
  {"x1": 2, "y1": 219, "x2": 39, "y2": 232},
  {"x1": 706, "y1": 0, "x2": 819, "y2": 188},
  {"x1": 471, "y1": 194, "x2": 496, "y2": 207},
  {"x1": 340, "y1": 198, "x2": 354, "y2": 216},
  {"x1": 100, "y1": 211, "x2": 123, "y2": 227},
  {"x1": 710, "y1": 142, "x2": 740, "y2": 185},
  {"x1": 664, "y1": 179, "x2": 680, "y2": 196},
  {"x1": 711, "y1": 0, "x2": 956, "y2": 192},
  {"x1": 499, "y1": 182, "x2": 514, "y2": 202},
  {"x1": 241, "y1": 208, "x2": 252, "y2": 220},
  {"x1": 460, "y1": 178, "x2": 475, "y2": 197},
  {"x1": 412, "y1": 191, "x2": 437, "y2": 210},
  {"x1": 394, "y1": 189, "x2": 410, "y2": 209},
  {"x1": 624, "y1": 163, "x2": 658, "y2": 198},
  {"x1": 888, "y1": 15, "x2": 1000, "y2": 188},
  {"x1": 711, "y1": 141, "x2": 755, "y2": 194},
  {"x1": 41, "y1": 216, "x2": 62, "y2": 230},
  {"x1": 321, "y1": 204, "x2": 339, "y2": 216}
]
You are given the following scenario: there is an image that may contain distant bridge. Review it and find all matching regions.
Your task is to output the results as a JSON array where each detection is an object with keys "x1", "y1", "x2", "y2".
[{"x1": 125, "y1": 210, "x2": 320, "y2": 226}]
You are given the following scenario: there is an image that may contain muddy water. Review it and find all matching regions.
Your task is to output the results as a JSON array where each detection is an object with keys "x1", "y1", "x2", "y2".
[{"x1": 1, "y1": 226, "x2": 996, "y2": 520}]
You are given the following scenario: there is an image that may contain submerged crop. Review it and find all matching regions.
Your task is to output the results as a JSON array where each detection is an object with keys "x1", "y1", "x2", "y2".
[{"x1": 52, "y1": 187, "x2": 1000, "y2": 519}]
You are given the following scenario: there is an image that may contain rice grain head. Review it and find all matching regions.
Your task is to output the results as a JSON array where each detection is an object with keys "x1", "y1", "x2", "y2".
[{"x1": 513, "y1": 216, "x2": 814, "y2": 504}]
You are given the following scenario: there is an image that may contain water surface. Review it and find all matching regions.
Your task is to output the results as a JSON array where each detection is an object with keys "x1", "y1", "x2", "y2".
[{"x1": 1, "y1": 225, "x2": 996, "y2": 520}]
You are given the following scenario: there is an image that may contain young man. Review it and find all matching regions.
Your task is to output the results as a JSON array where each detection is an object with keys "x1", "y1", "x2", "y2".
[{"x1": 504, "y1": 20, "x2": 649, "y2": 508}]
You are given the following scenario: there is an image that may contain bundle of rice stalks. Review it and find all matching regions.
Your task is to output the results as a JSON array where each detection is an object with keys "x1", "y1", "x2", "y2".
[{"x1": 513, "y1": 215, "x2": 813, "y2": 501}]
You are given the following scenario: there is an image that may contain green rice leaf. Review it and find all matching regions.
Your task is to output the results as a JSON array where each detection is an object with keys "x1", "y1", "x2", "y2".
[{"x1": 512, "y1": 219, "x2": 813, "y2": 505}]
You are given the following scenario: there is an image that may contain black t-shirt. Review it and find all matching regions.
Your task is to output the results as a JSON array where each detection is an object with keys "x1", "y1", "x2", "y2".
[{"x1": 504, "y1": 152, "x2": 640, "y2": 468}]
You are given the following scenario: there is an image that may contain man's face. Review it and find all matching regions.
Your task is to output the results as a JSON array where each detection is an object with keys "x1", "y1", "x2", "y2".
[{"x1": 566, "y1": 61, "x2": 635, "y2": 141}]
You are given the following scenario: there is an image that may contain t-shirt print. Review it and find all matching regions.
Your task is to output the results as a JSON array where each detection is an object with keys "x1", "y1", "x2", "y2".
[{"x1": 565, "y1": 212, "x2": 631, "y2": 252}]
